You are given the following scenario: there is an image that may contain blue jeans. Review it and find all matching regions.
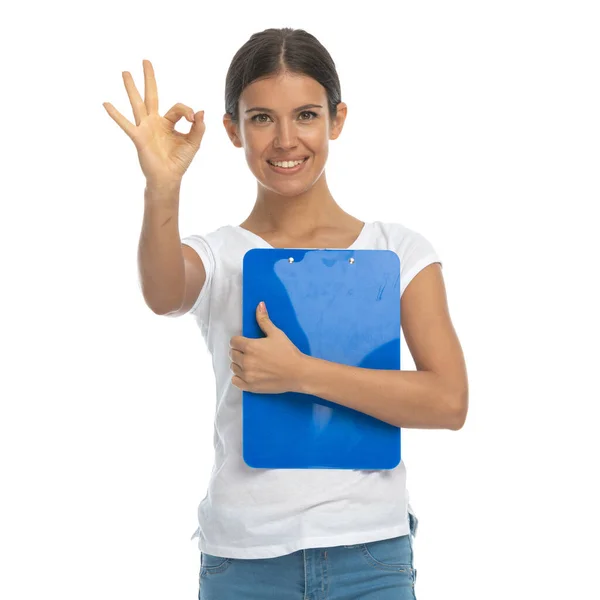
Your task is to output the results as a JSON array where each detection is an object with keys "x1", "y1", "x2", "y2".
[{"x1": 199, "y1": 512, "x2": 419, "y2": 599}]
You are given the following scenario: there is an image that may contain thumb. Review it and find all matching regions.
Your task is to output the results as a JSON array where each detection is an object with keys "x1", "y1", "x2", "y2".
[
  {"x1": 256, "y1": 301, "x2": 276, "y2": 335},
  {"x1": 186, "y1": 110, "x2": 206, "y2": 148}
]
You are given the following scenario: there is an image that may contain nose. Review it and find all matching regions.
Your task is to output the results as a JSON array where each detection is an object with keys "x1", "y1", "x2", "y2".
[{"x1": 273, "y1": 119, "x2": 298, "y2": 149}]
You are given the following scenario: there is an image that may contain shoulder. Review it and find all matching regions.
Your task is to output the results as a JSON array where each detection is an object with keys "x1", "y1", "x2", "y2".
[
  {"x1": 182, "y1": 225, "x2": 230, "y2": 246},
  {"x1": 181, "y1": 225, "x2": 234, "y2": 260},
  {"x1": 371, "y1": 220, "x2": 436, "y2": 250},
  {"x1": 370, "y1": 220, "x2": 442, "y2": 297},
  {"x1": 371, "y1": 220, "x2": 441, "y2": 264}
]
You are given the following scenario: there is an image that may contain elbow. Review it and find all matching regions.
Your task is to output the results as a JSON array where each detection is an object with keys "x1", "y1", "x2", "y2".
[
  {"x1": 447, "y1": 387, "x2": 469, "y2": 431},
  {"x1": 450, "y1": 410, "x2": 467, "y2": 431}
]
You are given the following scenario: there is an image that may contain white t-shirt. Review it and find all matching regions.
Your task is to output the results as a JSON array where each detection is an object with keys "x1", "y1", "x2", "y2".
[{"x1": 181, "y1": 220, "x2": 442, "y2": 559}]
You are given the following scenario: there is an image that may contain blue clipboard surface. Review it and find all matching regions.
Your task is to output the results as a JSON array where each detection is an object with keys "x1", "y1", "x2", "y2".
[{"x1": 242, "y1": 248, "x2": 401, "y2": 470}]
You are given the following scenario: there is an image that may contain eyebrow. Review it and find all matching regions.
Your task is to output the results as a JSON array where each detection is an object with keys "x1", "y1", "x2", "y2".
[{"x1": 245, "y1": 104, "x2": 323, "y2": 114}]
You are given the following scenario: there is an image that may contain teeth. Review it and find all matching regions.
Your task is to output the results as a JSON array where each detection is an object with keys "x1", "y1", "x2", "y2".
[{"x1": 269, "y1": 158, "x2": 306, "y2": 168}]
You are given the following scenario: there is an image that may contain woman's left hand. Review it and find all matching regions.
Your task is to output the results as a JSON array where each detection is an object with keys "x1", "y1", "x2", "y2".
[{"x1": 229, "y1": 302, "x2": 307, "y2": 394}]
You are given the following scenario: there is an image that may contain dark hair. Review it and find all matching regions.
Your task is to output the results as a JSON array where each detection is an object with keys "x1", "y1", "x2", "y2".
[{"x1": 224, "y1": 27, "x2": 342, "y2": 125}]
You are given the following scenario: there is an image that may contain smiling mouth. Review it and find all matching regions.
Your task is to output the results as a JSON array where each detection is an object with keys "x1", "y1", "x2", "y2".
[
  {"x1": 266, "y1": 157, "x2": 309, "y2": 167},
  {"x1": 265, "y1": 156, "x2": 311, "y2": 175}
]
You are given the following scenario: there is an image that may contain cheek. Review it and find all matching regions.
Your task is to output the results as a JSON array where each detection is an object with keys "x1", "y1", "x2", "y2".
[
  {"x1": 309, "y1": 131, "x2": 331, "y2": 162},
  {"x1": 244, "y1": 135, "x2": 271, "y2": 164},
  {"x1": 302, "y1": 124, "x2": 327, "y2": 145}
]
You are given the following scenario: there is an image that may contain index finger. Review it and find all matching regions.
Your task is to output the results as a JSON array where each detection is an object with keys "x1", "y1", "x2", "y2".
[
  {"x1": 143, "y1": 59, "x2": 159, "y2": 114},
  {"x1": 230, "y1": 336, "x2": 247, "y2": 351}
]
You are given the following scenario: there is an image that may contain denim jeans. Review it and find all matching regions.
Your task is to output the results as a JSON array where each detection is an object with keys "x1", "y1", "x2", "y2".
[{"x1": 199, "y1": 512, "x2": 419, "y2": 599}]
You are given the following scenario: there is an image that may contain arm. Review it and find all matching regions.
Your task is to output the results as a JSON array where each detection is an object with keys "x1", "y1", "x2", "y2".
[
  {"x1": 296, "y1": 263, "x2": 469, "y2": 430},
  {"x1": 138, "y1": 182, "x2": 187, "y2": 315}
]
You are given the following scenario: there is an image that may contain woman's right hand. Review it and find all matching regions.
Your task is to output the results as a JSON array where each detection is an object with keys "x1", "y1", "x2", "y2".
[{"x1": 103, "y1": 59, "x2": 206, "y2": 188}]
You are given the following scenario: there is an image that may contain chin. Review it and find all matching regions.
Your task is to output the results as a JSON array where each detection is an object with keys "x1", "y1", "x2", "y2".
[
  {"x1": 259, "y1": 181, "x2": 314, "y2": 197},
  {"x1": 255, "y1": 163, "x2": 326, "y2": 196}
]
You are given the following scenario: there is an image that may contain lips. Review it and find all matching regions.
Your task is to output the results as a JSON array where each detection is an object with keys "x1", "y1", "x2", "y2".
[
  {"x1": 267, "y1": 157, "x2": 309, "y2": 165},
  {"x1": 266, "y1": 156, "x2": 310, "y2": 175}
]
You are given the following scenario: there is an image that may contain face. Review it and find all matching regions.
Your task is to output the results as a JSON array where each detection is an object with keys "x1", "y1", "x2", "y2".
[{"x1": 223, "y1": 71, "x2": 347, "y2": 197}]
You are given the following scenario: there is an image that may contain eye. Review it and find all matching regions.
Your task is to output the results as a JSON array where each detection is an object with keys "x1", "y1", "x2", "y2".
[
  {"x1": 299, "y1": 110, "x2": 318, "y2": 121},
  {"x1": 251, "y1": 113, "x2": 271, "y2": 124},
  {"x1": 250, "y1": 111, "x2": 318, "y2": 124}
]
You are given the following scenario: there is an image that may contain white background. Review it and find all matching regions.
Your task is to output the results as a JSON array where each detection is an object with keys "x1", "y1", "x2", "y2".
[{"x1": 1, "y1": 1, "x2": 598, "y2": 598}]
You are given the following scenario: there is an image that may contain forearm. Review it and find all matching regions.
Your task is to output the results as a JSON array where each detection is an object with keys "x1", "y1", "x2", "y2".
[
  {"x1": 138, "y1": 182, "x2": 185, "y2": 314},
  {"x1": 295, "y1": 355, "x2": 461, "y2": 430}
]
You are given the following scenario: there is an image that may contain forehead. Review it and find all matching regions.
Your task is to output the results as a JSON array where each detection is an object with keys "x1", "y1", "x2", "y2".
[{"x1": 239, "y1": 72, "x2": 326, "y2": 110}]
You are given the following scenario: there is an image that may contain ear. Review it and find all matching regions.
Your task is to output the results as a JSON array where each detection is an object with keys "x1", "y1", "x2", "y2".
[
  {"x1": 223, "y1": 113, "x2": 243, "y2": 148},
  {"x1": 329, "y1": 102, "x2": 348, "y2": 141}
]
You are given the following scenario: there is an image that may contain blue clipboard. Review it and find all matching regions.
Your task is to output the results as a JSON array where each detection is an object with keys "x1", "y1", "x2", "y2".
[{"x1": 242, "y1": 248, "x2": 401, "y2": 470}]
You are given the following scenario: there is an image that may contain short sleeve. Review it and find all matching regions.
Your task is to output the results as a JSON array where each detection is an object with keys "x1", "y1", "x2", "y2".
[
  {"x1": 400, "y1": 228, "x2": 443, "y2": 297},
  {"x1": 181, "y1": 234, "x2": 215, "y2": 319}
]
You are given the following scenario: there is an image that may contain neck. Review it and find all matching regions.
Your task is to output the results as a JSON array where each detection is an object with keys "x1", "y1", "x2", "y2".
[{"x1": 245, "y1": 171, "x2": 349, "y2": 235}]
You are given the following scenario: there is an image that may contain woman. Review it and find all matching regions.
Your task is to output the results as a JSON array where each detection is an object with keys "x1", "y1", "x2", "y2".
[{"x1": 104, "y1": 27, "x2": 468, "y2": 600}]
